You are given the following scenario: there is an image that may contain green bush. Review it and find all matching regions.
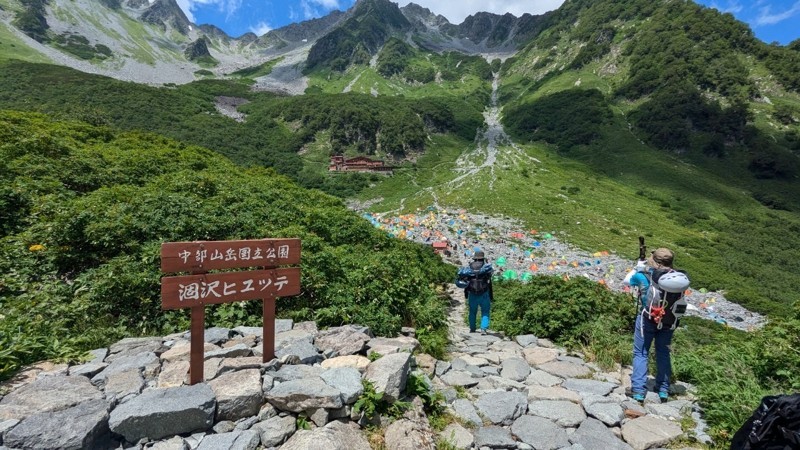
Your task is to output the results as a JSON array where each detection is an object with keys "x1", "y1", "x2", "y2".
[
  {"x1": 0, "y1": 110, "x2": 452, "y2": 379},
  {"x1": 491, "y1": 276, "x2": 636, "y2": 356}
]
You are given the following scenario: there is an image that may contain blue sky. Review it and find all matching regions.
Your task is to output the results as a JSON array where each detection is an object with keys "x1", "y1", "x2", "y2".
[{"x1": 177, "y1": 0, "x2": 800, "y2": 45}]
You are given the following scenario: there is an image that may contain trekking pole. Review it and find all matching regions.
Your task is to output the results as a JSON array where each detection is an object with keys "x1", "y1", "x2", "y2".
[{"x1": 636, "y1": 236, "x2": 646, "y2": 315}]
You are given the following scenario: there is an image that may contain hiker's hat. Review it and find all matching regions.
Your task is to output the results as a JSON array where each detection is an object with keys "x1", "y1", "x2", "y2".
[
  {"x1": 647, "y1": 248, "x2": 674, "y2": 268},
  {"x1": 473, "y1": 250, "x2": 485, "y2": 260}
]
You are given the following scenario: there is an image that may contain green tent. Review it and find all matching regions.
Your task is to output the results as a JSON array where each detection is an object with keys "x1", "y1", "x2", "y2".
[
  {"x1": 496, "y1": 257, "x2": 507, "y2": 267},
  {"x1": 502, "y1": 270, "x2": 518, "y2": 280},
  {"x1": 520, "y1": 272, "x2": 534, "y2": 281}
]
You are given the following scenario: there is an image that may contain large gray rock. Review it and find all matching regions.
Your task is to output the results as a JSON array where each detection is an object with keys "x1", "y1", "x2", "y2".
[
  {"x1": 438, "y1": 422, "x2": 473, "y2": 450},
  {"x1": 3, "y1": 399, "x2": 111, "y2": 450},
  {"x1": 474, "y1": 426, "x2": 516, "y2": 449},
  {"x1": 475, "y1": 391, "x2": 528, "y2": 425},
  {"x1": 202, "y1": 327, "x2": 232, "y2": 344},
  {"x1": 500, "y1": 357, "x2": 531, "y2": 382},
  {"x1": 107, "y1": 337, "x2": 166, "y2": 362},
  {"x1": 515, "y1": 335, "x2": 539, "y2": 348},
  {"x1": 439, "y1": 370, "x2": 479, "y2": 388},
  {"x1": 316, "y1": 325, "x2": 371, "y2": 356},
  {"x1": 528, "y1": 400, "x2": 587, "y2": 427},
  {"x1": 321, "y1": 367, "x2": 363, "y2": 404},
  {"x1": 562, "y1": 378, "x2": 617, "y2": 397},
  {"x1": 160, "y1": 342, "x2": 220, "y2": 363},
  {"x1": 571, "y1": 417, "x2": 633, "y2": 450},
  {"x1": 68, "y1": 362, "x2": 108, "y2": 378},
  {"x1": 583, "y1": 396, "x2": 625, "y2": 426},
  {"x1": 525, "y1": 369, "x2": 563, "y2": 387},
  {"x1": 208, "y1": 369, "x2": 263, "y2": 421},
  {"x1": 148, "y1": 436, "x2": 188, "y2": 450},
  {"x1": 451, "y1": 399, "x2": 482, "y2": 427},
  {"x1": 523, "y1": 347, "x2": 559, "y2": 366},
  {"x1": 204, "y1": 344, "x2": 253, "y2": 360},
  {"x1": 281, "y1": 420, "x2": 370, "y2": 450},
  {"x1": 196, "y1": 430, "x2": 260, "y2": 450},
  {"x1": 275, "y1": 329, "x2": 314, "y2": 347},
  {"x1": 266, "y1": 378, "x2": 343, "y2": 412},
  {"x1": 0, "y1": 375, "x2": 104, "y2": 420},
  {"x1": 364, "y1": 352, "x2": 411, "y2": 402},
  {"x1": 158, "y1": 360, "x2": 190, "y2": 388},
  {"x1": 475, "y1": 375, "x2": 526, "y2": 392},
  {"x1": 511, "y1": 415, "x2": 570, "y2": 450},
  {"x1": 384, "y1": 398, "x2": 435, "y2": 450},
  {"x1": 538, "y1": 360, "x2": 592, "y2": 379},
  {"x1": 104, "y1": 369, "x2": 145, "y2": 399},
  {"x1": 273, "y1": 365, "x2": 324, "y2": 382},
  {"x1": 274, "y1": 340, "x2": 320, "y2": 365},
  {"x1": 366, "y1": 336, "x2": 420, "y2": 355},
  {"x1": 252, "y1": 415, "x2": 296, "y2": 447},
  {"x1": 92, "y1": 351, "x2": 160, "y2": 383},
  {"x1": 621, "y1": 415, "x2": 683, "y2": 450},
  {"x1": 527, "y1": 385, "x2": 582, "y2": 403},
  {"x1": 108, "y1": 384, "x2": 216, "y2": 442},
  {"x1": 0, "y1": 418, "x2": 20, "y2": 444}
]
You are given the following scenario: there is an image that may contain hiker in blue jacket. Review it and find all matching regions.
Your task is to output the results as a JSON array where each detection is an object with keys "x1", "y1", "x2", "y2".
[
  {"x1": 626, "y1": 248, "x2": 685, "y2": 403},
  {"x1": 455, "y1": 251, "x2": 494, "y2": 334}
]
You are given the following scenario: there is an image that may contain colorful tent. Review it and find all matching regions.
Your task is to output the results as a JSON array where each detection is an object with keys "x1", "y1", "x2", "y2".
[
  {"x1": 502, "y1": 270, "x2": 518, "y2": 280},
  {"x1": 496, "y1": 257, "x2": 507, "y2": 267}
]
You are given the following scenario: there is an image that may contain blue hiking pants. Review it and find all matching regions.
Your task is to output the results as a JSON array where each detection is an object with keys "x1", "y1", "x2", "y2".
[
  {"x1": 631, "y1": 313, "x2": 675, "y2": 395},
  {"x1": 468, "y1": 291, "x2": 491, "y2": 331}
]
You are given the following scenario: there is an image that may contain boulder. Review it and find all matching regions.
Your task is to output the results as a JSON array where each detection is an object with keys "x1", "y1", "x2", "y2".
[
  {"x1": 511, "y1": 415, "x2": 570, "y2": 450},
  {"x1": 202, "y1": 327, "x2": 232, "y2": 344},
  {"x1": 92, "y1": 352, "x2": 160, "y2": 384},
  {"x1": 500, "y1": 357, "x2": 531, "y2": 382},
  {"x1": 366, "y1": 336, "x2": 420, "y2": 355},
  {"x1": 413, "y1": 353, "x2": 437, "y2": 376},
  {"x1": 216, "y1": 356, "x2": 263, "y2": 377},
  {"x1": 316, "y1": 325, "x2": 371, "y2": 356},
  {"x1": 107, "y1": 337, "x2": 166, "y2": 361},
  {"x1": 104, "y1": 368, "x2": 145, "y2": 399},
  {"x1": 571, "y1": 417, "x2": 633, "y2": 450},
  {"x1": 68, "y1": 362, "x2": 108, "y2": 378},
  {"x1": 475, "y1": 391, "x2": 528, "y2": 425},
  {"x1": 204, "y1": 344, "x2": 252, "y2": 360},
  {"x1": 438, "y1": 422, "x2": 474, "y2": 450},
  {"x1": 528, "y1": 400, "x2": 587, "y2": 427},
  {"x1": 451, "y1": 399, "x2": 482, "y2": 427},
  {"x1": 108, "y1": 384, "x2": 216, "y2": 442},
  {"x1": 274, "y1": 339, "x2": 320, "y2": 365},
  {"x1": 621, "y1": 415, "x2": 683, "y2": 450},
  {"x1": 527, "y1": 385, "x2": 582, "y2": 403},
  {"x1": 562, "y1": 378, "x2": 617, "y2": 397},
  {"x1": 384, "y1": 398, "x2": 435, "y2": 450},
  {"x1": 3, "y1": 399, "x2": 111, "y2": 450},
  {"x1": 474, "y1": 426, "x2": 516, "y2": 449},
  {"x1": 148, "y1": 436, "x2": 188, "y2": 450},
  {"x1": 515, "y1": 335, "x2": 539, "y2": 348},
  {"x1": 0, "y1": 375, "x2": 103, "y2": 420},
  {"x1": 252, "y1": 414, "x2": 296, "y2": 447},
  {"x1": 160, "y1": 342, "x2": 220, "y2": 363},
  {"x1": 208, "y1": 369, "x2": 264, "y2": 421},
  {"x1": 281, "y1": 420, "x2": 370, "y2": 450},
  {"x1": 475, "y1": 375, "x2": 526, "y2": 392},
  {"x1": 273, "y1": 365, "x2": 324, "y2": 382},
  {"x1": 266, "y1": 378, "x2": 343, "y2": 412},
  {"x1": 583, "y1": 396, "x2": 625, "y2": 426},
  {"x1": 364, "y1": 352, "x2": 411, "y2": 402},
  {"x1": 439, "y1": 370, "x2": 479, "y2": 388},
  {"x1": 538, "y1": 360, "x2": 592, "y2": 379},
  {"x1": 195, "y1": 430, "x2": 260, "y2": 450},
  {"x1": 321, "y1": 355, "x2": 371, "y2": 372},
  {"x1": 158, "y1": 360, "x2": 189, "y2": 388},
  {"x1": 320, "y1": 367, "x2": 363, "y2": 404},
  {"x1": 292, "y1": 321, "x2": 318, "y2": 334}
]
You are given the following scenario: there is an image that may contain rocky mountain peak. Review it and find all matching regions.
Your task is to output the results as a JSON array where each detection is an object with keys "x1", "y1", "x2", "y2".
[{"x1": 140, "y1": 0, "x2": 192, "y2": 34}]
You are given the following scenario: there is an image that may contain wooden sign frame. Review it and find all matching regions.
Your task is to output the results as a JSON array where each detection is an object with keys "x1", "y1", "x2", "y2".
[{"x1": 160, "y1": 238, "x2": 301, "y2": 384}]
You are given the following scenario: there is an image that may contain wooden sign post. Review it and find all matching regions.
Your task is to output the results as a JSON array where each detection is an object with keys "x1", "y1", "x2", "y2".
[{"x1": 160, "y1": 239, "x2": 301, "y2": 385}]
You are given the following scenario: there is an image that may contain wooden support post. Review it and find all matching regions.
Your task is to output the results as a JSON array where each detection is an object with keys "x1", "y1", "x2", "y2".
[
  {"x1": 262, "y1": 296, "x2": 276, "y2": 362},
  {"x1": 189, "y1": 305, "x2": 205, "y2": 385}
]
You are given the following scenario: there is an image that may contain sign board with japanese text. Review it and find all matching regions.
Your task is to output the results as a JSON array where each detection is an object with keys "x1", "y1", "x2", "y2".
[
  {"x1": 161, "y1": 239, "x2": 301, "y2": 273},
  {"x1": 160, "y1": 238, "x2": 301, "y2": 385},
  {"x1": 161, "y1": 268, "x2": 300, "y2": 309}
]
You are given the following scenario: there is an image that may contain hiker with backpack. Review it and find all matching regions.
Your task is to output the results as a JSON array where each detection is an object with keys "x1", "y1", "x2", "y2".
[
  {"x1": 626, "y1": 247, "x2": 690, "y2": 402},
  {"x1": 455, "y1": 250, "x2": 494, "y2": 334}
]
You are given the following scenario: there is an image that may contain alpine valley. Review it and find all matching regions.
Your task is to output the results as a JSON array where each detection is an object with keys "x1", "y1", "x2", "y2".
[{"x1": 1, "y1": 0, "x2": 799, "y2": 447}]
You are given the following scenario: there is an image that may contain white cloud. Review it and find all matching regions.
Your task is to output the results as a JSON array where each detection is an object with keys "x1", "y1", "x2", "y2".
[
  {"x1": 250, "y1": 21, "x2": 272, "y2": 35},
  {"x1": 394, "y1": 0, "x2": 566, "y2": 24},
  {"x1": 176, "y1": 0, "x2": 244, "y2": 23},
  {"x1": 755, "y1": 1, "x2": 800, "y2": 25},
  {"x1": 708, "y1": 0, "x2": 744, "y2": 14},
  {"x1": 309, "y1": 0, "x2": 341, "y2": 8}
]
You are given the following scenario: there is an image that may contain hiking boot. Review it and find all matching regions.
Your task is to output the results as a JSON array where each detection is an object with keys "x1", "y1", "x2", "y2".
[
  {"x1": 469, "y1": 329, "x2": 476, "y2": 333},
  {"x1": 632, "y1": 393, "x2": 646, "y2": 403},
  {"x1": 480, "y1": 328, "x2": 487, "y2": 335},
  {"x1": 659, "y1": 391, "x2": 669, "y2": 402}
]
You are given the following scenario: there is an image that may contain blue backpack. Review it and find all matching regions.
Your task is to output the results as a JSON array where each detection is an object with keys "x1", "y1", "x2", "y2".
[{"x1": 456, "y1": 261, "x2": 493, "y2": 295}]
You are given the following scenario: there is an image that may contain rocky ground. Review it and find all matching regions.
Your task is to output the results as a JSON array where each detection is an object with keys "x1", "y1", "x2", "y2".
[
  {"x1": 0, "y1": 284, "x2": 712, "y2": 450},
  {"x1": 362, "y1": 208, "x2": 766, "y2": 332}
]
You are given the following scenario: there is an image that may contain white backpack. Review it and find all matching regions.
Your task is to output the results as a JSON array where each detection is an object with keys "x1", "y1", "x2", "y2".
[{"x1": 643, "y1": 269, "x2": 690, "y2": 330}]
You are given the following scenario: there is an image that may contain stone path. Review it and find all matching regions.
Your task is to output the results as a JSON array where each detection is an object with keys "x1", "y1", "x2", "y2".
[
  {"x1": 432, "y1": 284, "x2": 710, "y2": 450},
  {"x1": 0, "y1": 287, "x2": 711, "y2": 449}
]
